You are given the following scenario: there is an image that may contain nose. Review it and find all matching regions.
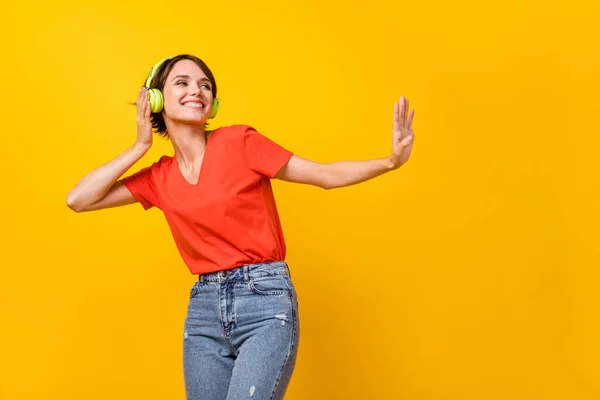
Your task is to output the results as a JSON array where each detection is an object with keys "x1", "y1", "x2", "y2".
[
  {"x1": 189, "y1": 84, "x2": 201, "y2": 96},
  {"x1": 188, "y1": 83, "x2": 210, "y2": 102}
]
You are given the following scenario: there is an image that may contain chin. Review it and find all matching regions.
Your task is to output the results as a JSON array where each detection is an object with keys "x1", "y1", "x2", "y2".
[
  {"x1": 167, "y1": 115, "x2": 208, "y2": 126},
  {"x1": 185, "y1": 120, "x2": 208, "y2": 127}
]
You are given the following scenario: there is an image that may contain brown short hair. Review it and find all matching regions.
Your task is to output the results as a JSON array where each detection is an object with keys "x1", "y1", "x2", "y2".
[{"x1": 145, "y1": 54, "x2": 218, "y2": 138}]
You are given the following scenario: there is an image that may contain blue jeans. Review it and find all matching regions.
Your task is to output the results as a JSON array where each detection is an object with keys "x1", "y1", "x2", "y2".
[{"x1": 183, "y1": 261, "x2": 300, "y2": 399}]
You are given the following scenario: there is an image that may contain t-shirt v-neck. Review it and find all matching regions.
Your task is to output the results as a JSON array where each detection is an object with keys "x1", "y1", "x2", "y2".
[{"x1": 173, "y1": 131, "x2": 213, "y2": 186}]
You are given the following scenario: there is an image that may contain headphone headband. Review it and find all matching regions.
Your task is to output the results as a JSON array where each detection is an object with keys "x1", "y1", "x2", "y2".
[{"x1": 145, "y1": 56, "x2": 174, "y2": 88}]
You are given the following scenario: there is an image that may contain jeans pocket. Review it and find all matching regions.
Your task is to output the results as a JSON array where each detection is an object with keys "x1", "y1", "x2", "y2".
[
  {"x1": 189, "y1": 284, "x2": 199, "y2": 299},
  {"x1": 249, "y1": 275, "x2": 293, "y2": 295}
]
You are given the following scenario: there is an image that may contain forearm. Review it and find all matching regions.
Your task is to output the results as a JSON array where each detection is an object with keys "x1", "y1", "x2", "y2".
[
  {"x1": 324, "y1": 157, "x2": 396, "y2": 189},
  {"x1": 66, "y1": 143, "x2": 149, "y2": 209}
]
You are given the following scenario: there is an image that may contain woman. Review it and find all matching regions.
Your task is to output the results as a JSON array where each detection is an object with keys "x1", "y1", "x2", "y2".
[{"x1": 66, "y1": 54, "x2": 415, "y2": 399}]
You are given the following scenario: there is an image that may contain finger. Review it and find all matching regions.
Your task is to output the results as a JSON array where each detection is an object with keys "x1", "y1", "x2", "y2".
[
  {"x1": 399, "y1": 96, "x2": 407, "y2": 125},
  {"x1": 145, "y1": 96, "x2": 151, "y2": 119},
  {"x1": 137, "y1": 88, "x2": 145, "y2": 118},
  {"x1": 408, "y1": 109, "x2": 415, "y2": 130},
  {"x1": 393, "y1": 101, "x2": 399, "y2": 133},
  {"x1": 142, "y1": 89, "x2": 150, "y2": 118}
]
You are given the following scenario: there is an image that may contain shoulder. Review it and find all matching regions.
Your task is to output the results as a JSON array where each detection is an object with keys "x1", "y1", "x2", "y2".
[
  {"x1": 208, "y1": 125, "x2": 261, "y2": 149},
  {"x1": 153, "y1": 155, "x2": 173, "y2": 168},
  {"x1": 142, "y1": 155, "x2": 173, "y2": 177},
  {"x1": 210, "y1": 124, "x2": 257, "y2": 138},
  {"x1": 156, "y1": 154, "x2": 173, "y2": 163}
]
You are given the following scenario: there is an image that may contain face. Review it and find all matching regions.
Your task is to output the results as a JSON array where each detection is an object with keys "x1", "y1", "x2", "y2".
[{"x1": 161, "y1": 59, "x2": 214, "y2": 126}]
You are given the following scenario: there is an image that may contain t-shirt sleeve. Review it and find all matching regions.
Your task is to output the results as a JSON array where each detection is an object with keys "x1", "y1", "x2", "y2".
[
  {"x1": 119, "y1": 162, "x2": 161, "y2": 210},
  {"x1": 241, "y1": 126, "x2": 293, "y2": 178}
]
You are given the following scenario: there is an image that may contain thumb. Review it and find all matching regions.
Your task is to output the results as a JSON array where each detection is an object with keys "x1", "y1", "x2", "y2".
[{"x1": 401, "y1": 135, "x2": 413, "y2": 146}]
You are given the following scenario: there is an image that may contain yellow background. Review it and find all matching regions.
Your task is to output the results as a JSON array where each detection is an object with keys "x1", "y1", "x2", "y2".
[{"x1": 1, "y1": 0, "x2": 598, "y2": 398}]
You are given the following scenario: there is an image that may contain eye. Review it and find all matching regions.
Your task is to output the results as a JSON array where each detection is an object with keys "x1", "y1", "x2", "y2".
[
  {"x1": 176, "y1": 81, "x2": 187, "y2": 86},
  {"x1": 201, "y1": 83, "x2": 211, "y2": 90}
]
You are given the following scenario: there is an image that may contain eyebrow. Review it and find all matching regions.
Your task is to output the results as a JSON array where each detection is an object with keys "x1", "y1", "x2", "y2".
[{"x1": 171, "y1": 75, "x2": 211, "y2": 83}]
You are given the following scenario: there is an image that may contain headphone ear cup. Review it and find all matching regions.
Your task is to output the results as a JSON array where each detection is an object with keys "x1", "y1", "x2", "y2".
[
  {"x1": 209, "y1": 98, "x2": 220, "y2": 119},
  {"x1": 147, "y1": 88, "x2": 164, "y2": 113}
]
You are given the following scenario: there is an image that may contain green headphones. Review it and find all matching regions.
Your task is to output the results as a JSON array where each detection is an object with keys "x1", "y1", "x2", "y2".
[{"x1": 145, "y1": 56, "x2": 220, "y2": 119}]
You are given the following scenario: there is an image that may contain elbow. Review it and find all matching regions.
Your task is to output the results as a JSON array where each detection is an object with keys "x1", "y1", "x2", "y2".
[
  {"x1": 66, "y1": 193, "x2": 84, "y2": 213},
  {"x1": 319, "y1": 170, "x2": 337, "y2": 190},
  {"x1": 66, "y1": 200, "x2": 82, "y2": 213},
  {"x1": 319, "y1": 177, "x2": 336, "y2": 190}
]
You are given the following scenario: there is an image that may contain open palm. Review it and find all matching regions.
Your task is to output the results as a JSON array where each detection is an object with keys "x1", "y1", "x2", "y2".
[{"x1": 390, "y1": 96, "x2": 415, "y2": 169}]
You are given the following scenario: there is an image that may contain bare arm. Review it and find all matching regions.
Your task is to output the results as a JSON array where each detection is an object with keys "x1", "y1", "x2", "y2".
[
  {"x1": 66, "y1": 144, "x2": 149, "y2": 212},
  {"x1": 66, "y1": 88, "x2": 154, "y2": 212},
  {"x1": 275, "y1": 155, "x2": 396, "y2": 190},
  {"x1": 276, "y1": 96, "x2": 415, "y2": 189}
]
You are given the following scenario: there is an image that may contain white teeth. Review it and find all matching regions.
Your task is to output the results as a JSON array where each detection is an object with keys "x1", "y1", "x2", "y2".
[{"x1": 183, "y1": 102, "x2": 204, "y2": 108}]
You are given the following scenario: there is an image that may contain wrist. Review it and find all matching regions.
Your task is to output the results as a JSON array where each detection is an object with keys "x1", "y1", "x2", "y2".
[
  {"x1": 384, "y1": 156, "x2": 398, "y2": 171},
  {"x1": 132, "y1": 142, "x2": 151, "y2": 154}
]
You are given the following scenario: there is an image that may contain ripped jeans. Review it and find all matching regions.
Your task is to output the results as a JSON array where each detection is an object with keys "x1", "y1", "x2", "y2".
[{"x1": 183, "y1": 261, "x2": 300, "y2": 400}]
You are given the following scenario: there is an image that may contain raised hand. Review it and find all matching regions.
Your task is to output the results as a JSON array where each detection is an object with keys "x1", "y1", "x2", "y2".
[
  {"x1": 389, "y1": 96, "x2": 415, "y2": 169},
  {"x1": 136, "y1": 87, "x2": 153, "y2": 149}
]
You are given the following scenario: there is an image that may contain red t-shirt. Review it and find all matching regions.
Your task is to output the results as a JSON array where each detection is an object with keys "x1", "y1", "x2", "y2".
[{"x1": 119, "y1": 124, "x2": 293, "y2": 275}]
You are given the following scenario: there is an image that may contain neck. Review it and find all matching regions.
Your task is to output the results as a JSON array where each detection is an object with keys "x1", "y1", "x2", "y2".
[{"x1": 167, "y1": 123, "x2": 210, "y2": 172}]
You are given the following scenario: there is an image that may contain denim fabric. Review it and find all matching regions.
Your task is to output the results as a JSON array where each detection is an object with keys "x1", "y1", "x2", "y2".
[{"x1": 183, "y1": 261, "x2": 300, "y2": 399}]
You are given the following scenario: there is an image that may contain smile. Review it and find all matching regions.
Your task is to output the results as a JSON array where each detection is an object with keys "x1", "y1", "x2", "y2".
[{"x1": 182, "y1": 102, "x2": 205, "y2": 109}]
